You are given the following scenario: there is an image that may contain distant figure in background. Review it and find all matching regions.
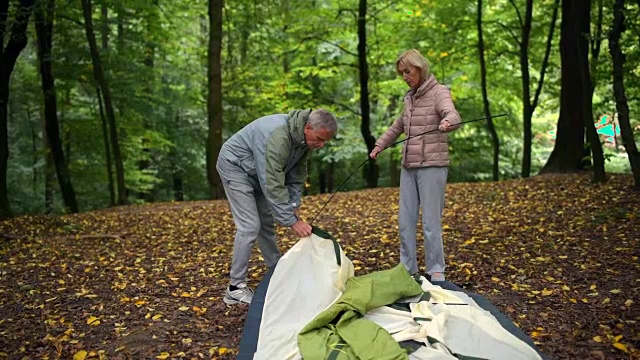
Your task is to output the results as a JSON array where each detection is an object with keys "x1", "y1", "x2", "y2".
[
  {"x1": 370, "y1": 49, "x2": 461, "y2": 282},
  {"x1": 217, "y1": 109, "x2": 338, "y2": 304}
]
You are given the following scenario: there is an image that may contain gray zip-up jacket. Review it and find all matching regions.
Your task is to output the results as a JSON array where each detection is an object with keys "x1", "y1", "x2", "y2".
[{"x1": 218, "y1": 109, "x2": 310, "y2": 227}]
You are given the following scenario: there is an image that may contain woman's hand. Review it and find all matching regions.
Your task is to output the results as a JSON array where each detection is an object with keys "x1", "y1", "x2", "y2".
[
  {"x1": 439, "y1": 119, "x2": 452, "y2": 132},
  {"x1": 369, "y1": 145, "x2": 383, "y2": 159}
]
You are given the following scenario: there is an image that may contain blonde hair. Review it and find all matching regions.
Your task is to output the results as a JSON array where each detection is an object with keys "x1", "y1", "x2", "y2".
[{"x1": 396, "y1": 49, "x2": 430, "y2": 80}]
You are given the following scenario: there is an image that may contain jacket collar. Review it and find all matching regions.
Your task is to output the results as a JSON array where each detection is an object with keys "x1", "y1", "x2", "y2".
[
  {"x1": 408, "y1": 74, "x2": 438, "y2": 98},
  {"x1": 287, "y1": 109, "x2": 311, "y2": 148}
]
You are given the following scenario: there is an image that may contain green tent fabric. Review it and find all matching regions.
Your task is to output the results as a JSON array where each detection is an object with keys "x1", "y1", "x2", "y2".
[{"x1": 298, "y1": 264, "x2": 423, "y2": 360}]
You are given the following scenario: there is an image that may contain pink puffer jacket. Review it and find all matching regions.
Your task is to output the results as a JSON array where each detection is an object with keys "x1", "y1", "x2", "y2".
[{"x1": 376, "y1": 74, "x2": 461, "y2": 168}]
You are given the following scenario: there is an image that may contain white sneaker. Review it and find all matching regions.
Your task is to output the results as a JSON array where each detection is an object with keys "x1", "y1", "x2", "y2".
[{"x1": 224, "y1": 283, "x2": 254, "y2": 305}]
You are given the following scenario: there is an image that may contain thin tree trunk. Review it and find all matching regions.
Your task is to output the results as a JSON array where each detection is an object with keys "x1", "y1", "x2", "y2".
[
  {"x1": 357, "y1": 0, "x2": 377, "y2": 188},
  {"x1": 584, "y1": 0, "x2": 606, "y2": 183},
  {"x1": 27, "y1": 109, "x2": 37, "y2": 193},
  {"x1": 327, "y1": 160, "x2": 335, "y2": 193},
  {"x1": 207, "y1": 0, "x2": 224, "y2": 199},
  {"x1": 40, "y1": 105, "x2": 55, "y2": 213},
  {"x1": 82, "y1": 0, "x2": 127, "y2": 204},
  {"x1": 101, "y1": 0, "x2": 108, "y2": 51},
  {"x1": 35, "y1": 0, "x2": 79, "y2": 213},
  {"x1": 540, "y1": 0, "x2": 590, "y2": 174},
  {"x1": 0, "y1": 0, "x2": 35, "y2": 219},
  {"x1": 478, "y1": 0, "x2": 500, "y2": 181},
  {"x1": 97, "y1": 86, "x2": 115, "y2": 205},
  {"x1": 609, "y1": 0, "x2": 640, "y2": 188},
  {"x1": 519, "y1": 0, "x2": 533, "y2": 178},
  {"x1": 590, "y1": 0, "x2": 603, "y2": 95}
]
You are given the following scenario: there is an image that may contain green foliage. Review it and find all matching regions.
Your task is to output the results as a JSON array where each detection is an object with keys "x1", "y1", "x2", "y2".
[{"x1": 5, "y1": 0, "x2": 638, "y2": 216}]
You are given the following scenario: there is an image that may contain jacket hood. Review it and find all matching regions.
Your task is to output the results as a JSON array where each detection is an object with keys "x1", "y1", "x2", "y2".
[{"x1": 287, "y1": 109, "x2": 311, "y2": 147}]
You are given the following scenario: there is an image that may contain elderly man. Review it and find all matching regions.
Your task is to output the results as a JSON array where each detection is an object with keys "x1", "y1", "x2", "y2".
[{"x1": 216, "y1": 108, "x2": 338, "y2": 305}]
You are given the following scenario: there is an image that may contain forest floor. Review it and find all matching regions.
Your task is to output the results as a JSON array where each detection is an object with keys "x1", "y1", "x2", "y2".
[{"x1": 0, "y1": 173, "x2": 638, "y2": 359}]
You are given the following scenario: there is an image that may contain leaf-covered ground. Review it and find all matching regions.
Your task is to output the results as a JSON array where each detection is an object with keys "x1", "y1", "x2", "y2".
[{"x1": 0, "y1": 173, "x2": 638, "y2": 359}]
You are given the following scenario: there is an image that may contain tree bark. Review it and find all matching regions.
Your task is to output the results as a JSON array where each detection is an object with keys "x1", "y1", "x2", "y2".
[
  {"x1": 477, "y1": 0, "x2": 500, "y2": 181},
  {"x1": 540, "y1": 0, "x2": 591, "y2": 174},
  {"x1": 35, "y1": 0, "x2": 80, "y2": 213},
  {"x1": 609, "y1": 0, "x2": 640, "y2": 188},
  {"x1": 81, "y1": 0, "x2": 127, "y2": 204},
  {"x1": 0, "y1": 0, "x2": 35, "y2": 219},
  {"x1": 207, "y1": 0, "x2": 224, "y2": 199},
  {"x1": 357, "y1": 0, "x2": 378, "y2": 188}
]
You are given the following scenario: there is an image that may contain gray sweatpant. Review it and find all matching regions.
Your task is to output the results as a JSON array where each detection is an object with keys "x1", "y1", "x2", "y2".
[
  {"x1": 216, "y1": 157, "x2": 281, "y2": 286},
  {"x1": 399, "y1": 166, "x2": 448, "y2": 276}
]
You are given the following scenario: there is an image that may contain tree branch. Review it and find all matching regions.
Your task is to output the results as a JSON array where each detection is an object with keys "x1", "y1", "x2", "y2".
[
  {"x1": 532, "y1": 0, "x2": 559, "y2": 110},
  {"x1": 370, "y1": 1, "x2": 400, "y2": 18},
  {"x1": 58, "y1": 14, "x2": 84, "y2": 27},
  {"x1": 487, "y1": 20, "x2": 521, "y2": 46},
  {"x1": 508, "y1": 0, "x2": 524, "y2": 30},
  {"x1": 316, "y1": 37, "x2": 358, "y2": 57}
]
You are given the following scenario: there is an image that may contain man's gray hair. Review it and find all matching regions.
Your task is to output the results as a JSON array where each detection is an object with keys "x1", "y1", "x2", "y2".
[{"x1": 308, "y1": 109, "x2": 338, "y2": 135}]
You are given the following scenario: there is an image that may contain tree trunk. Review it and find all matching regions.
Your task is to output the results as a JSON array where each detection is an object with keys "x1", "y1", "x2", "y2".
[
  {"x1": 35, "y1": 0, "x2": 79, "y2": 213},
  {"x1": 173, "y1": 175, "x2": 184, "y2": 201},
  {"x1": 540, "y1": 0, "x2": 591, "y2": 174},
  {"x1": 519, "y1": 0, "x2": 533, "y2": 178},
  {"x1": 590, "y1": 0, "x2": 603, "y2": 95},
  {"x1": 40, "y1": 105, "x2": 55, "y2": 213},
  {"x1": 327, "y1": 160, "x2": 335, "y2": 193},
  {"x1": 0, "y1": 0, "x2": 35, "y2": 219},
  {"x1": 101, "y1": 0, "x2": 108, "y2": 51},
  {"x1": 207, "y1": 0, "x2": 224, "y2": 199},
  {"x1": 609, "y1": 0, "x2": 640, "y2": 188},
  {"x1": 357, "y1": 0, "x2": 378, "y2": 188},
  {"x1": 82, "y1": 0, "x2": 127, "y2": 204},
  {"x1": 96, "y1": 86, "x2": 115, "y2": 205},
  {"x1": 477, "y1": 0, "x2": 500, "y2": 181}
]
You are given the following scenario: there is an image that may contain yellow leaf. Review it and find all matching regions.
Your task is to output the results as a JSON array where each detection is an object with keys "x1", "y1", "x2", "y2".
[
  {"x1": 182, "y1": 338, "x2": 192, "y2": 344},
  {"x1": 610, "y1": 289, "x2": 621, "y2": 294},
  {"x1": 193, "y1": 306, "x2": 207, "y2": 316},
  {"x1": 135, "y1": 300, "x2": 146, "y2": 307},
  {"x1": 590, "y1": 284, "x2": 597, "y2": 290},
  {"x1": 593, "y1": 336, "x2": 602, "y2": 343},
  {"x1": 569, "y1": 298, "x2": 577, "y2": 303},
  {"x1": 73, "y1": 350, "x2": 88, "y2": 360},
  {"x1": 156, "y1": 352, "x2": 170, "y2": 359},
  {"x1": 612, "y1": 342, "x2": 628, "y2": 353},
  {"x1": 603, "y1": 298, "x2": 611, "y2": 304},
  {"x1": 541, "y1": 289, "x2": 553, "y2": 296},
  {"x1": 624, "y1": 299, "x2": 633, "y2": 307},
  {"x1": 582, "y1": 298, "x2": 589, "y2": 303},
  {"x1": 614, "y1": 335, "x2": 623, "y2": 342},
  {"x1": 152, "y1": 314, "x2": 162, "y2": 320},
  {"x1": 561, "y1": 285, "x2": 570, "y2": 291},
  {"x1": 86, "y1": 316, "x2": 100, "y2": 326},
  {"x1": 180, "y1": 292, "x2": 192, "y2": 298},
  {"x1": 219, "y1": 347, "x2": 228, "y2": 355},
  {"x1": 491, "y1": 277, "x2": 500, "y2": 282},
  {"x1": 178, "y1": 306, "x2": 189, "y2": 311}
]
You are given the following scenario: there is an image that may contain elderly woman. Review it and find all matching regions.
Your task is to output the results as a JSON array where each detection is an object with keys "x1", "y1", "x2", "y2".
[{"x1": 370, "y1": 49, "x2": 461, "y2": 282}]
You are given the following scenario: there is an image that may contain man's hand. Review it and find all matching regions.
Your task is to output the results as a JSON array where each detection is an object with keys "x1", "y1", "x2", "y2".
[
  {"x1": 369, "y1": 145, "x2": 383, "y2": 159},
  {"x1": 291, "y1": 220, "x2": 312, "y2": 238}
]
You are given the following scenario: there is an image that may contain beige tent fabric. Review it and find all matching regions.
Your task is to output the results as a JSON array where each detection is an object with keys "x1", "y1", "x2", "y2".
[{"x1": 254, "y1": 234, "x2": 354, "y2": 360}]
